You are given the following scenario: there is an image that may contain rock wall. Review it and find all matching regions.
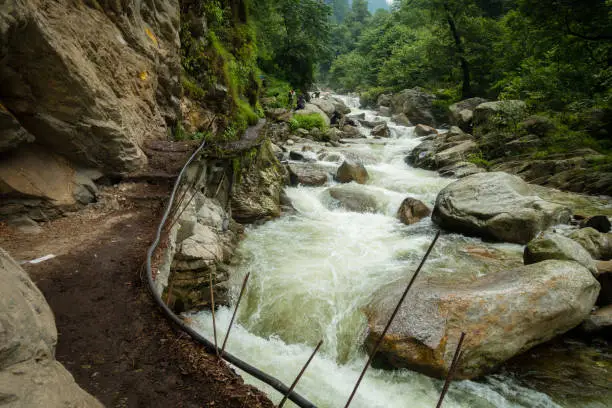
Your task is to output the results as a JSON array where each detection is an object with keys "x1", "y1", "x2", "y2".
[
  {"x1": 0, "y1": 0, "x2": 181, "y2": 219},
  {"x1": 0, "y1": 248, "x2": 103, "y2": 407}
]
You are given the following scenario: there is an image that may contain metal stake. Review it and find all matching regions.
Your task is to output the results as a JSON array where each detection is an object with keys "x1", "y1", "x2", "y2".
[
  {"x1": 210, "y1": 271, "x2": 219, "y2": 358},
  {"x1": 344, "y1": 230, "x2": 441, "y2": 408},
  {"x1": 436, "y1": 332, "x2": 466, "y2": 408},
  {"x1": 278, "y1": 340, "x2": 324, "y2": 408},
  {"x1": 221, "y1": 272, "x2": 251, "y2": 357}
]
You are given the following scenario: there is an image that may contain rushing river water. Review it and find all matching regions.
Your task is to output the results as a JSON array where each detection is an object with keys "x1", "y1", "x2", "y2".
[{"x1": 190, "y1": 95, "x2": 612, "y2": 408}]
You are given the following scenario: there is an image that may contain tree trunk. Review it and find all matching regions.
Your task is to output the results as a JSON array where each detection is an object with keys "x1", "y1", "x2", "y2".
[{"x1": 445, "y1": 6, "x2": 472, "y2": 99}]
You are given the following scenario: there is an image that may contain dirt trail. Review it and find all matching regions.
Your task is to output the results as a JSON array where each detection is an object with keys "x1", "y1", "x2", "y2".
[{"x1": 0, "y1": 192, "x2": 274, "y2": 408}]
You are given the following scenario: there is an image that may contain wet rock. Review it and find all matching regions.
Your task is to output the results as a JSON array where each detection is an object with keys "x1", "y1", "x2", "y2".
[
  {"x1": 232, "y1": 140, "x2": 285, "y2": 223},
  {"x1": 348, "y1": 113, "x2": 366, "y2": 121},
  {"x1": 414, "y1": 124, "x2": 438, "y2": 137},
  {"x1": 289, "y1": 151, "x2": 306, "y2": 161},
  {"x1": 288, "y1": 163, "x2": 329, "y2": 187},
  {"x1": 371, "y1": 123, "x2": 391, "y2": 138},
  {"x1": 0, "y1": 248, "x2": 103, "y2": 407},
  {"x1": 378, "y1": 106, "x2": 391, "y2": 117},
  {"x1": 434, "y1": 140, "x2": 478, "y2": 168},
  {"x1": 524, "y1": 233, "x2": 598, "y2": 276},
  {"x1": 397, "y1": 198, "x2": 431, "y2": 225},
  {"x1": 392, "y1": 113, "x2": 412, "y2": 126},
  {"x1": 406, "y1": 140, "x2": 437, "y2": 170},
  {"x1": 580, "y1": 215, "x2": 611, "y2": 233},
  {"x1": 331, "y1": 97, "x2": 351, "y2": 115},
  {"x1": 432, "y1": 172, "x2": 572, "y2": 244},
  {"x1": 569, "y1": 228, "x2": 612, "y2": 260},
  {"x1": 336, "y1": 160, "x2": 369, "y2": 184},
  {"x1": 365, "y1": 260, "x2": 600, "y2": 380},
  {"x1": 341, "y1": 125, "x2": 361, "y2": 138},
  {"x1": 438, "y1": 161, "x2": 485, "y2": 178},
  {"x1": 581, "y1": 306, "x2": 612, "y2": 336},
  {"x1": 448, "y1": 97, "x2": 487, "y2": 131},
  {"x1": 359, "y1": 120, "x2": 385, "y2": 128},
  {"x1": 328, "y1": 185, "x2": 380, "y2": 213}
]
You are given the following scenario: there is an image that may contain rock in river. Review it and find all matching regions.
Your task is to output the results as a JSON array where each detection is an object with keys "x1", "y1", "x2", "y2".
[
  {"x1": 365, "y1": 260, "x2": 600, "y2": 380},
  {"x1": 432, "y1": 172, "x2": 572, "y2": 244},
  {"x1": 397, "y1": 197, "x2": 431, "y2": 225},
  {"x1": 336, "y1": 160, "x2": 369, "y2": 184}
]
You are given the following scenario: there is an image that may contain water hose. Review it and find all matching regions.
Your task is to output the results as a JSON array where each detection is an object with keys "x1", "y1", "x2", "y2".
[{"x1": 145, "y1": 136, "x2": 317, "y2": 408}]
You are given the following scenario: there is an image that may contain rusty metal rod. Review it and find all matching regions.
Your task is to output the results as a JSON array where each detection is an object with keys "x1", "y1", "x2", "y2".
[
  {"x1": 210, "y1": 272, "x2": 220, "y2": 359},
  {"x1": 344, "y1": 230, "x2": 441, "y2": 408},
  {"x1": 435, "y1": 332, "x2": 466, "y2": 408},
  {"x1": 278, "y1": 340, "x2": 324, "y2": 408},
  {"x1": 221, "y1": 272, "x2": 251, "y2": 357}
]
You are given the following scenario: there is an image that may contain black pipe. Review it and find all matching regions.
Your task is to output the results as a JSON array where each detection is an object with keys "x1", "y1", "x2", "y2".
[{"x1": 145, "y1": 136, "x2": 317, "y2": 408}]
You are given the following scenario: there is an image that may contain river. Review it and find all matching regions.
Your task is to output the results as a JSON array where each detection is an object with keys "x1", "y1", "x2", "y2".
[{"x1": 189, "y1": 95, "x2": 612, "y2": 408}]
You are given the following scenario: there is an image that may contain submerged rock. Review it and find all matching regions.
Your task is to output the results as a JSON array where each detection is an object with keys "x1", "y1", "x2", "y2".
[
  {"x1": 336, "y1": 160, "x2": 369, "y2": 184},
  {"x1": 524, "y1": 233, "x2": 598, "y2": 276},
  {"x1": 365, "y1": 260, "x2": 600, "y2": 380},
  {"x1": 328, "y1": 185, "x2": 381, "y2": 213},
  {"x1": 0, "y1": 248, "x2": 103, "y2": 407},
  {"x1": 432, "y1": 172, "x2": 572, "y2": 244},
  {"x1": 397, "y1": 198, "x2": 431, "y2": 225}
]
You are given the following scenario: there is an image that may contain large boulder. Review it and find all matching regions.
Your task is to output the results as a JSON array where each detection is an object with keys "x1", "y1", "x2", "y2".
[
  {"x1": 524, "y1": 233, "x2": 598, "y2": 276},
  {"x1": 432, "y1": 172, "x2": 572, "y2": 244},
  {"x1": 365, "y1": 260, "x2": 600, "y2": 379},
  {"x1": 390, "y1": 88, "x2": 437, "y2": 127},
  {"x1": 414, "y1": 124, "x2": 438, "y2": 137},
  {"x1": 569, "y1": 228, "x2": 612, "y2": 260},
  {"x1": 448, "y1": 97, "x2": 488, "y2": 131},
  {"x1": 310, "y1": 99, "x2": 336, "y2": 118},
  {"x1": 232, "y1": 140, "x2": 285, "y2": 223},
  {"x1": 397, "y1": 198, "x2": 431, "y2": 225},
  {"x1": 294, "y1": 104, "x2": 331, "y2": 126},
  {"x1": 335, "y1": 160, "x2": 369, "y2": 184},
  {"x1": 377, "y1": 94, "x2": 392, "y2": 107},
  {"x1": 0, "y1": 248, "x2": 103, "y2": 407},
  {"x1": 434, "y1": 140, "x2": 478, "y2": 168},
  {"x1": 0, "y1": 0, "x2": 182, "y2": 173},
  {"x1": 331, "y1": 97, "x2": 351, "y2": 115},
  {"x1": 473, "y1": 100, "x2": 528, "y2": 131},
  {"x1": 0, "y1": 146, "x2": 99, "y2": 220},
  {"x1": 392, "y1": 113, "x2": 412, "y2": 126}
]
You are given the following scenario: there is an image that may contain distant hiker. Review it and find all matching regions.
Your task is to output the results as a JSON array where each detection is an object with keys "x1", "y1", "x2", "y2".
[
  {"x1": 288, "y1": 89, "x2": 296, "y2": 109},
  {"x1": 296, "y1": 94, "x2": 306, "y2": 110},
  {"x1": 330, "y1": 111, "x2": 341, "y2": 125}
]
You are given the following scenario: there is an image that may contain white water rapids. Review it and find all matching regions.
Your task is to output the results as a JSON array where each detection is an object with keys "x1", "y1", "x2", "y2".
[{"x1": 188, "y1": 95, "x2": 597, "y2": 408}]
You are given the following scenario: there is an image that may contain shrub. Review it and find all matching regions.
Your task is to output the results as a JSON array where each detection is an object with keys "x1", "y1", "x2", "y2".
[{"x1": 290, "y1": 114, "x2": 327, "y2": 131}]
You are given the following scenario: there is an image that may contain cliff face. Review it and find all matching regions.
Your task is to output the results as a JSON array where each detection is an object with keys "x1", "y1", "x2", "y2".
[{"x1": 0, "y1": 0, "x2": 181, "y2": 220}]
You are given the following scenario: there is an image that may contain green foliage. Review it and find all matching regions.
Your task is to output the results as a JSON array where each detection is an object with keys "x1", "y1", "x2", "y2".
[
  {"x1": 289, "y1": 114, "x2": 328, "y2": 131},
  {"x1": 253, "y1": 0, "x2": 331, "y2": 91},
  {"x1": 173, "y1": 124, "x2": 211, "y2": 142},
  {"x1": 466, "y1": 151, "x2": 492, "y2": 169},
  {"x1": 181, "y1": 76, "x2": 207, "y2": 101}
]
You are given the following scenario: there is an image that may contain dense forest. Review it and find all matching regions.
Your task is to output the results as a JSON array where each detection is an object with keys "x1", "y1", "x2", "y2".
[{"x1": 179, "y1": 0, "x2": 611, "y2": 161}]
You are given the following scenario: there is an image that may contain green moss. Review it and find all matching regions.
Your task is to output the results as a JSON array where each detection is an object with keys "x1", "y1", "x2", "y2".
[
  {"x1": 181, "y1": 76, "x2": 207, "y2": 101},
  {"x1": 466, "y1": 151, "x2": 492, "y2": 169},
  {"x1": 173, "y1": 123, "x2": 210, "y2": 141}
]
